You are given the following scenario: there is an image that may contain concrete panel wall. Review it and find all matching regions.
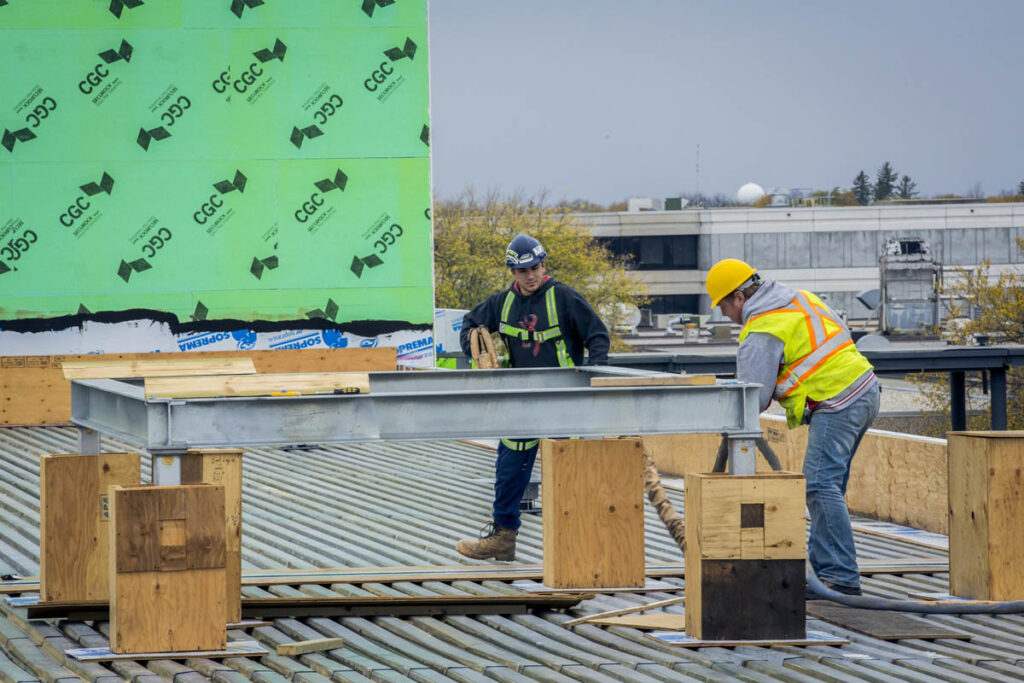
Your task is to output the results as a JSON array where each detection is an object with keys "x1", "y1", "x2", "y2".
[
  {"x1": 780, "y1": 232, "x2": 811, "y2": 268},
  {"x1": 746, "y1": 232, "x2": 780, "y2": 269},
  {"x1": 945, "y1": 229, "x2": 979, "y2": 266},
  {"x1": 814, "y1": 232, "x2": 845, "y2": 268},
  {"x1": 979, "y1": 227, "x2": 1011, "y2": 264}
]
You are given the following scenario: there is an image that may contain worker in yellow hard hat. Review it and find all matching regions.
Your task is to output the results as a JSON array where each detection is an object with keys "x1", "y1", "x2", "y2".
[{"x1": 707, "y1": 258, "x2": 879, "y2": 596}]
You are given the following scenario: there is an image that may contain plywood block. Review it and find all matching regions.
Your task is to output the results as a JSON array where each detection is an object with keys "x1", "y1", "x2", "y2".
[
  {"x1": 806, "y1": 601, "x2": 971, "y2": 641},
  {"x1": 948, "y1": 431, "x2": 1024, "y2": 601},
  {"x1": 542, "y1": 438, "x2": 645, "y2": 589},
  {"x1": 585, "y1": 613, "x2": 686, "y2": 630},
  {"x1": 1, "y1": 348, "x2": 396, "y2": 426},
  {"x1": 276, "y1": 637, "x2": 345, "y2": 655},
  {"x1": 39, "y1": 453, "x2": 141, "y2": 602},
  {"x1": 145, "y1": 372, "x2": 369, "y2": 399},
  {"x1": 181, "y1": 450, "x2": 242, "y2": 623},
  {"x1": 685, "y1": 472, "x2": 806, "y2": 640},
  {"x1": 62, "y1": 357, "x2": 256, "y2": 380},
  {"x1": 109, "y1": 484, "x2": 227, "y2": 654},
  {"x1": 589, "y1": 374, "x2": 716, "y2": 387}
]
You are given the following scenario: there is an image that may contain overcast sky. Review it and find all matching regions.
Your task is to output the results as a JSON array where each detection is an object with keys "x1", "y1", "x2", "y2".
[{"x1": 428, "y1": 1, "x2": 1024, "y2": 204}]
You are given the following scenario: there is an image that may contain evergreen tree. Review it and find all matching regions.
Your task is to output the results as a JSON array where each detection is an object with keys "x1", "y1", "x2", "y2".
[
  {"x1": 1019, "y1": 179, "x2": 1024, "y2": 195},
  {"x1": 873, "y1": 162, "x2": 899, "y2": 201},
  {"x1": 852, "y1": 171, "x2": 873, "y2": 205},
  {"x1": 896, "y1": 174, "x2": 918, "y2": 199}
]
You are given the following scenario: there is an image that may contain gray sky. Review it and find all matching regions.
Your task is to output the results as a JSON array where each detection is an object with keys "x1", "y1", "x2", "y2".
[{"x1": 428, "y1": 1, "x2": 1024, "y2": 204}]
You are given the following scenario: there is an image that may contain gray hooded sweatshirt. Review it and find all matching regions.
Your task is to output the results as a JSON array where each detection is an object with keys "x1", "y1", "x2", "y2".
[{"x1": 737, "y1": 280, "x2": 876, "y2": 419}]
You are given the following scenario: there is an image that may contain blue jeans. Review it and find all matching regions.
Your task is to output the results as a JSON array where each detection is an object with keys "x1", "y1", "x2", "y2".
[
  {"x1": 493, "y1": 439, "x2": 539, "y2": 530},
  {"x1": 803, "y1": 383, "x2": 880, "y2": 588}
]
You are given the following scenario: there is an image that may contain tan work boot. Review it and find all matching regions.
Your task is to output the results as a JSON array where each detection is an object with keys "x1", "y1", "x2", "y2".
[{"x1": 456, "y1": 523, "x2": 517, "y2": 561}]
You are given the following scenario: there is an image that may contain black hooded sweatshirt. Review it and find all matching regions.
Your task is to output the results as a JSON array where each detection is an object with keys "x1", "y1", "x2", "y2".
[{"x1": 460, "y1": 277, "x2": 609, "y2": 368}]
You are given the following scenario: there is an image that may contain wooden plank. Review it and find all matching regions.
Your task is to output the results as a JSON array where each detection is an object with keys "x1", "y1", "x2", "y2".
[
  {"x1": 563, "y1": 596, "x2": 685, "y2": 627},
  {"x1": 763, "y1": 475, "x2": 806, "y2": 559},
  {"x1": 40, "y1": 453, "x2": 140, "y2": 602},
  {"x1": 145, "y1": 372, "x2": 369, "y2": 399},
  {"x1": 739, "y1": 479, "x2": 764, "y2": 560},
  {"x1": 110, "y1": 485, "x2": 227, "y2": 654},
  {"x1": 1, "y1": 348, "x2": 396, "y2": 426},
  {"x1": 985, "y1": 435, "x2": 1024, "y2": 601},
  {"x1": 585, "y1": 613, "x2": 686, "y2": 630},
  {"x1": 61, "y1": 357, "x2": 256, "y2": 380},
  {"x1": 181, "y1": 449, "x2": 243, "y2": 623},
  {"x1": 184, "y1": 485, "x2": 226, "y2": 570},
  {"x1": 683, "y1": 473, "x2": 703, "y2": 637},
  {"x1": 276, "y1": 637, "x2": 345, "y2": 656},
  {"x1": 806, "y1": 601, "x2": 972, "y2": 640},
  {"x1": 693, "y1": 559, "x2": 805, "y2": 641},
  {"x1": 542, "y1": 438, "x2": 645, "y2": 589},
  {"x1": 158, "y1": 520, "x2": 187, "y2": 571},
  {"x1": 590, "y1": 374, "x2": 716, "y2": 387},
  {"x1": 694, "y1": 476, "x2": 741, "y2": 559},
  {"x1": 947, "y1": 434, "x2": 992, "y2": 599}
]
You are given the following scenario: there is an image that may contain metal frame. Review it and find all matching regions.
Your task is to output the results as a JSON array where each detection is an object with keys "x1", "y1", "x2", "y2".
[{"x1": 71, "y1": 366, "x2": 765, "y2": 481}]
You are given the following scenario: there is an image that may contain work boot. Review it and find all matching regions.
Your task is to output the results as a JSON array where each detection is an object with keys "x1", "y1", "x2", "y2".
[{"x1": 456, "y1": 523, "x2": 517, "y2": 561}]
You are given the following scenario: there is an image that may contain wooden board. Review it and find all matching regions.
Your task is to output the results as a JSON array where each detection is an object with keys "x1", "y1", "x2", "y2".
[
  {"x1": 590, "y1": 374, "x2": 716, "y2": 387},
  {"x1": 110, "y1": 484, "x2": 227, "y2": 654},
  {"x1": 0, "y1": 347, "x2": 395, "y2": 426},
  {"x1": 39, "y1": 453, "x2": 141, "y2": 602},
  {"x1": 541, "y1": 438, "x2": 645, "y2": 589},
  {"x1": 181, "y1": 450, "x2": 243, "y2": 623},
  {"x1": 276, "y1": 637, "x2": 345, "y2": 655},
  {"x1": 948, "y1": 432, "x2": 1024, "y2": 601},
  {"x1": 584, "y1": 613, "x2": 686, "y2": 630},
  {"x1": 145, "y1": 372, "x2": 369, "y2": 398},
  {"x1": 806, "y1": 601, "x2": 971, "y2": 641},
  {"x1": 61, "y1": 357, "x2": 256, "y2": 379}
]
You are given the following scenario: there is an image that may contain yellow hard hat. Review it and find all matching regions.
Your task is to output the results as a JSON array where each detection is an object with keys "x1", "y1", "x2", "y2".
[{"x1": 706, "y1": 258, "x2": 757, "y2": 307}]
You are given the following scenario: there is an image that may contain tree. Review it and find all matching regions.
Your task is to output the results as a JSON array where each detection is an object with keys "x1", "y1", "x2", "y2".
[
  {"x1": 873, "y1": 162, "x2": 898, "y2": 202},
  {"x1": 1019, "y1": 179, "x2": 1024, "y2": 195},
  {"x1": 852, "y1": 171, "x2": 873, "y2": 205},
  {"x1": 896, "y1": 174, "x2": 918, "y2": 199},
  {"x1": 965, "y1": 181, "x2": 985, "y2": 199},
  {"x1": 912, "y1": 237, "x2": 1024, "y2": 435},
  {"x1": 833, "y1": 188, "x2": 859, "y2": 206},
  {"x1": 433, "y1": 189, "x2": 648, "y2": 350}
]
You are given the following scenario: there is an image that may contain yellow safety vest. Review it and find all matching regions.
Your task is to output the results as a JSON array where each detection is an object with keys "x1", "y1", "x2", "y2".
[{"x1": 738, "y1": 290, "x2": 873, "y2": 429}]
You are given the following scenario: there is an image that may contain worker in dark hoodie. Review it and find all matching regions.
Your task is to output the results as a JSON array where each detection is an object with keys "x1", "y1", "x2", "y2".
[
  {"x1": 706, "y1": 258, "x2": 879, "y2": 595},
  {"x1": 455, "y1": 233, "x2": 610, "y2": 561}
]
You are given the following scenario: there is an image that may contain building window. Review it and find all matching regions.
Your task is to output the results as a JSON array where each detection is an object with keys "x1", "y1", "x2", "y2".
[
  {"x1": 596, "y1": 235, "x2": 698, "y2": 270},
  {"x1": 647, "y1": 294, "x2": 700, "y2": 315}
]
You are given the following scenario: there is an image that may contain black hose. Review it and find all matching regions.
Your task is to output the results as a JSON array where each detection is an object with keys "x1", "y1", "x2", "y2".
[{"x1": 805, "y1": 568, "x2": 1024, "y2": 614}]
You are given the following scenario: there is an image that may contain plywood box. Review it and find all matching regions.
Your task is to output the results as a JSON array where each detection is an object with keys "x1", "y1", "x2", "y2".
[
  {"x1": 181, "y1": 450, "x2": 243, "y2": 623},
  {"x1": 109, "y1": 484, "x2": 227, "y2": 654},
  {"x1": 541, "y1": 438, "x2": 645, "y2": 589},
  {"x1": 947, "y1": 431, "x2": 1024, "y2": 601},
  {"x1": 39, "y1": 453, "x2": 141, "y2": 602},
  {"x1": 685, "y1": 472, "x2": 806, "y2": 640}
]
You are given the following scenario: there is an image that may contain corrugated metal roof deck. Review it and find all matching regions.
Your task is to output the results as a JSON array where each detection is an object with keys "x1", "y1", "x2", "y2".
[{"x1": 1, "y1": 425, "x2": 1023, "y2": 682}]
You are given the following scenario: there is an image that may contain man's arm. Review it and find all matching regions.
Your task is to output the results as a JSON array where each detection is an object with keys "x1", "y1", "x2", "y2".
[
  {"x1": 459, "y1": 294, "x2": 501, "y2": 357},
  {"x1": 737, "y1": 332, "x2": 785, "y2": 412},
  {"x1": 563, "y1": 288, "x2": 610, "y2": 365}
]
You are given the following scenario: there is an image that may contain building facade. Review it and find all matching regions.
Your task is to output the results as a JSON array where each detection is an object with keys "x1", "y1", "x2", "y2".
[{"x1": 580, "y1": 202, "x2": 1024, "y2": 322}]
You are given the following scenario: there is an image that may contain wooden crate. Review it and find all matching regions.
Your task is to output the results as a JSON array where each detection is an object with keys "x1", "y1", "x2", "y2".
[
  {"x1": 180, "y1": 450, "x2": 243, "y2": 623},
  {"x1": 109, "y1": 484, "x2": 227, "y2": 654},
  {"x1": 541, "y1": 438, "x2": 645, "y2": 589},
  {"x1": 684, "y1": 472, "x2": 806, "y2": 640},
  {"x1": 948, "y1": 431, "x2": 1024, "y2": 600},
  {"x1": 39, "y1": 453, "x2": 141, "y2": 602}
]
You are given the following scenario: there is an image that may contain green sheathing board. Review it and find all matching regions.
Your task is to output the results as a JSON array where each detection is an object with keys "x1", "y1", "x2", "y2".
[{"x1": 0, "y1": 0, "x2": 431, "y2": 328}]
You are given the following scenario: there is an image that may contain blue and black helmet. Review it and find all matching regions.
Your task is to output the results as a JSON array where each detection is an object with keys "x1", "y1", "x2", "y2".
[{"x1": 505, "y1": 233, "x2": 547, "y2": 269}]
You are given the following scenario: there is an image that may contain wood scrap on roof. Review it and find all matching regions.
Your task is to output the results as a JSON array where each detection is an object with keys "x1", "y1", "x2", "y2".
[{"x1": 144, "y1": 371, "x2": 370, "y2": 398}]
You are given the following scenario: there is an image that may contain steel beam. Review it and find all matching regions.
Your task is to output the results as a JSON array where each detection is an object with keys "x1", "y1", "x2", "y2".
[{"x1": 70, "y1": 367, "x2": 762, "y2": 454}]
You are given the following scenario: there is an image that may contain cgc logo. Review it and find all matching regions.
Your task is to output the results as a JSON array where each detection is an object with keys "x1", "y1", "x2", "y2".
[
  {"x1": 372, "y1": 222, "x2": 404, "y2": 254},
  {"x1": 2, "y1": 127, "x2": 35, "y2": 153},
  {"x1": 59, "y1": 172, "x2": 114, "y2": 228},
  {"x1": 211, "y1": 38, "x2": 285, "y2": 103},
  {"x1": 79, "y1": 39, "x2": 133, "y2": 95},
  {"x1": 109, "y1": 0, "x2": 143, "y2": 19},
  {"x1": 0, "y1": 227, "x2": 38, "y2": 275},
  {"x1": 137, "y1": 95, "x2": 190, "y2": 150},
  {"x1": 294, "y1": 168, "x2": 347, "y2": 224},
  {"x1": 230, "y1": 0, "x2": 264, "y2": 19},
  {"x1": 193, "y1": 169, "x2": 247, "y2": 225},
  {"x1": 364, "y1": 38, "x2": 416, "y2": 100}
]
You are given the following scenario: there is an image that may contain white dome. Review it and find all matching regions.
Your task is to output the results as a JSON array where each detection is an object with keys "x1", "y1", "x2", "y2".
[{"x1": 737, "y1": 182, "x2": 766, "y2": 204}]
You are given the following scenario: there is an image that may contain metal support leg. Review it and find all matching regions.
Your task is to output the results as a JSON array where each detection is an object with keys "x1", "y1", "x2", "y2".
[
  {"x1": 727, "y1": 438, "x2": 757, "y2": 475},
  {"x1": 950, "y1": 371, "x2": 966, "y2": 432},
  {"x1": 78, "y1": 427, "x2": 100, "y2": 455},
  {"x1": 151, "y1": 452, "x2": 182, "y2": 486},
  {"x1": 990, "y1": 367, "x2": 1007, "y2": 431}
]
